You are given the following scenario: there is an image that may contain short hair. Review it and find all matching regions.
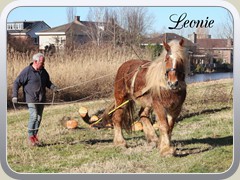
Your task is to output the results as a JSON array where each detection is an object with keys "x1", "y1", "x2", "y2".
[{"x1": 32, "y1": 53, "x2": 44, "y2": 61}]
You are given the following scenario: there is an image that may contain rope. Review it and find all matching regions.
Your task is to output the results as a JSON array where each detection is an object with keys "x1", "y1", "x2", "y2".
[
  {"x1": 15, "y1": 91, "x2": 103, "y2": 105},
  {"x1": 90, "y1": 99, "x2": 131, "y2": 126},
  {"x1": 51, "y1": 92, "x2": 55, "y2": 105},
  {"x1": 58, "y1": 71, "x2": 115, "y2": 92}
]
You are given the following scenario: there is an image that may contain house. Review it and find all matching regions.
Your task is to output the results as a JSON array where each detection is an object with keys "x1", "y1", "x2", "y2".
[
  {"x1": 7, "y1": 21, "x2": 50, "y2": 45},
  {"x1": 188, "y1": 32, "x2": 233, "y2": 65},
  {"x1": 141, "y1": 33, "x2": 196, "y2": 53},
  {"x1": 141, "y1": 33, "x2": 196, "y2": 73},
  {"x1": 36, "y1": 16, "x2": 124, "y2": 51}
]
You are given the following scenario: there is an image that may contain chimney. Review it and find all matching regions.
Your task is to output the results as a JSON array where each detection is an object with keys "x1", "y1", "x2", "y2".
[
  {"x1": 74, "y1": 16, "x2": 80, "y2": 22},
  {"x1": 193, "y1": 32, "x2": 197, "y2": 44}
]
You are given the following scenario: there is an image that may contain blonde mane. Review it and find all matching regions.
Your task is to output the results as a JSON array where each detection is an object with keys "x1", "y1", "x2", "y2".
[{"x1": 145, "y1": 40, "x2": 189, "y2": 96}]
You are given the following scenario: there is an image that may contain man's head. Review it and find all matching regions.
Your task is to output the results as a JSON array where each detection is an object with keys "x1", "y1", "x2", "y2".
[{"x1": 32, "y1": 53, "x2": 45, "y2": 70}]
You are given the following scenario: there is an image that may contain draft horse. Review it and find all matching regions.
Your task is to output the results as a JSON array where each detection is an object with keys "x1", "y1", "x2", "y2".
[{"x1": 110, "y1": 39, "x2": 188, "y2": 156}]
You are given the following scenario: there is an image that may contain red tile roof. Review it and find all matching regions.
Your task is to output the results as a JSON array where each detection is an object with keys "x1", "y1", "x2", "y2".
[
  {"x1": 141, "y1": 33, "x2": 194, "y2": 48},
  {"x1": 197, "y1": 39, "x2": 233, "y2": 49}
]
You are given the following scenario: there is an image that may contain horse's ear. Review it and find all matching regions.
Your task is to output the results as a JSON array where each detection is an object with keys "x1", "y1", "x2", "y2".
[
  {"x1": 163, "y1": 41, "x2": 170, "y2": 52},
  {"x1": 179, "y1": 39, "x2": 184, "y2": 46}
]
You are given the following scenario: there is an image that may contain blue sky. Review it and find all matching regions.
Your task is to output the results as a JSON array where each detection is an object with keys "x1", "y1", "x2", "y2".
[{"x1": 7, "y1": 6, "x2": 232, "y2": 38}]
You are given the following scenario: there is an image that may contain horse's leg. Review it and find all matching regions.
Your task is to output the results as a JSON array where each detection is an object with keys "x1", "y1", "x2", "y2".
[
  {"x1": 167, "y1": 114, "x2": 175, "y2": 141},
  {"x1": 112, "y1": 107, "x2": 127, "y2": 147},
  {"x1": 139, "y1": 107, "x2": 158, "y2": 146},
  {"x1": 153, "y1": 101, "x2": 175, "y2": 156}
]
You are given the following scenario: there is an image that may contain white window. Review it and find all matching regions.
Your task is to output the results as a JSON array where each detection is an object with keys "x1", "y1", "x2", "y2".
[
  {"x1": 7, "y1": 23, "x2": 23, "y2": 30},
  {"x1": 7, "y1": 24, "x2": 14, "y2": 30},
  {"x1": 7, "y1": 24, "x2": 11, "y2": 30}
]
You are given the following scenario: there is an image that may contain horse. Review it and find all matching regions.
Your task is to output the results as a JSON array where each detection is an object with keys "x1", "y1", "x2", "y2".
[{"x1": 104, "y1": 39, "x2": 189, "y2": 156}]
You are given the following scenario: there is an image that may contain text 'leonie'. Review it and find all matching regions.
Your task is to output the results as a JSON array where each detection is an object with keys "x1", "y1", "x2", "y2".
[{"x1": 168, "y1": 13, "x2": 214, "y2": 30}]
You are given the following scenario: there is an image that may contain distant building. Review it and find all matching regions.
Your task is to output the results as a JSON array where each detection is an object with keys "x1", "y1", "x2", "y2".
[
  {"x1": 36, "y1": 16, "x2": 125, "y2": 51},
  {"x1": 141, "y1": 32, "x2": 196, "y2": 52},
  {"x1": 7, "y1": 21, "x2": 50, "y2": 45},
  {"x1": 141, "y1": 31, "x2": 233, "y2": 73},
  {"x1": 141, "y1": 33, "x2": 196, "y2": 73},
  {"x1": 188, "y1": 31, "x2": 233, "y2": 65}
]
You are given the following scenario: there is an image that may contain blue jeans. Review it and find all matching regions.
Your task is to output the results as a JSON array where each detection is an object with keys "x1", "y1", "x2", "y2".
[{"x1": 27, "y1": 103, "x2": 44, "y2": 137}]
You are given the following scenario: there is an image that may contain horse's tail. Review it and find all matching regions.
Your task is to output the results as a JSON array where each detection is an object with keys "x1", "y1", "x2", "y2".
[
  {"x1": 98, "y1": 99, "x2": 135, "y2": 132},
  {"x1": 120, "y1": 99, "x2": 135, "y2": 133}
]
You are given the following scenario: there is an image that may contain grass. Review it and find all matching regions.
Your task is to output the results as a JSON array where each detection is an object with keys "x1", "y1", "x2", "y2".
[{"x1": 6, "y1": 79, "x2": 233, "y2": 174}]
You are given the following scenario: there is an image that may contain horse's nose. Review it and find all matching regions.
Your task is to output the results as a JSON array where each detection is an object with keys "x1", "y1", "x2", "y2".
[{"x1": 168, "y1": 80, "x2": 178, "y2": 89}]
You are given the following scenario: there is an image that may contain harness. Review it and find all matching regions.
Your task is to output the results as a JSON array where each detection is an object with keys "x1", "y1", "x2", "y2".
[{"x1": 130, "y1": 63, "x2": 150, "y2": 99}]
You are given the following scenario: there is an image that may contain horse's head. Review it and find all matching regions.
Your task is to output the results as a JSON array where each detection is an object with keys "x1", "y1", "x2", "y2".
[{"x1": 163, "y1": 39, "x2": 186, "y2": 90}]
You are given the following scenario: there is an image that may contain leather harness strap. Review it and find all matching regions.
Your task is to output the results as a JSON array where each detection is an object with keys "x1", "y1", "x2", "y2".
[
  {"x1": 134, "y1": 86, "x2": 149, "y2": 98},
  {"x1": 130, "y1": 63, "x2": 150, "y2": 99}
]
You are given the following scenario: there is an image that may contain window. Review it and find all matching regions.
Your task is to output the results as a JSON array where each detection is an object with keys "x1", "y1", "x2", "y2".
[
  {"x1": 7, "y1": 23, "x2": 23, "y2": 30},
  {"x1": 34, "y1": 37, "x2": 39, "y2": 45},
  {"x1": 7, "y1": 24, "x2": 14, "y2": 30}
]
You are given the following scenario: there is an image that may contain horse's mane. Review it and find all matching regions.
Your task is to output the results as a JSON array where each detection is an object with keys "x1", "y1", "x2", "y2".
[{"x1": 145, "y1": 40, "x2": 189, "y2": 96}]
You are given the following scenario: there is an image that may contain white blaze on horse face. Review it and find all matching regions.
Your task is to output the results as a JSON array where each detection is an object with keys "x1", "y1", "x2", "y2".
[
  {"x1": 167, "y1": 54, "x2": 178, "y2": 89},
  {"x1": 169, "y1": 54, "x2": 177, "y2": 69}
]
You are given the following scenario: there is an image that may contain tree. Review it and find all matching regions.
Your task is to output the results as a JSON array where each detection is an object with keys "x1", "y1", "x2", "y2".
[
  {"x1": 214, "y1": 12, "x2": 233, "y2": 39},
  {"x1": 85, "y1": 7, "x2": 154, "y2": 47},
  {"x1": 66, "y1": 7, "x2": 77, "y2": 23},
  {"x1": 66, "y1": 7, "x2": 77, "y2": 50},
  {"x1": 119, "y1": 7, "x2": 154, "y2": 45},
  {"x1": 86, "y1": 7, "x2": 106, "y2": 46}
]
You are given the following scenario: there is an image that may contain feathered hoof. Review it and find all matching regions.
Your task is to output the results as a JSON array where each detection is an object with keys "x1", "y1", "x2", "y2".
[
  {"x1": 147, "y1": 141, "x2": 158, "y2": 149},
  {"x1": 114, "y1": 141, "x2": 128, "y2": 149},
  {"x1": 160, "y1": 146, "x2": 175, "y2": 157}
]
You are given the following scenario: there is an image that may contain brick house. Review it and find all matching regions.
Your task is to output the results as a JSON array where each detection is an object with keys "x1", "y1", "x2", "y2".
[
  {"x1": 141, "y1": 33, "x2": 196, "y2": 52},
  {"x1": 141, "y1": 32, "x2": 233, "y2": 72},
  {"x1": 188, "y1": 32, "x2": 233, "y2": 65},
  {"x1": 7, "y1": 21, "x2": 50, "y2": 46}
]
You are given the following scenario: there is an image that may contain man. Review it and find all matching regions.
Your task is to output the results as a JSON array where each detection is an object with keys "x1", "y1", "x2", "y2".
[{"x1": 12, "y1": 53, "x2": 59, "y2": 147}]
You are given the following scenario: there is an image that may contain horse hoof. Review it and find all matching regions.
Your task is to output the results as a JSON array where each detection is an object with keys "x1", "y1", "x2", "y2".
[
  {"x1": 160, "y1": 147, "x2": 175, "y2": 157},
  {"x1": 114, "y1": 141, "x2": 127, "y2": 148},
  {"x1": 148, "y1": 141, "x2": 157, "y2": 148}
]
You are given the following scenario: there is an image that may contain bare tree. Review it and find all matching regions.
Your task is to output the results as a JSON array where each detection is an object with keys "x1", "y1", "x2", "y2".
[
  {"x1": 119, "y1": 7, "x2": 154, "y2": 45},
  {"x1": 85, "y1": 7, "x2": 154, "y2": 47},
  {"x1": 86, "y1": 7, "x2": 106, "y2": 46},
  {"x1": 66, "y1": 7, "x2": 77, "y2": 23},
  {"x1": 214, "y1": 11, "x2": 233, "y2": 39},
  {"x1": 102, "y1": 8, "x2": 126, "y2": 47},
  {"x1": 65, "y1": 7, "x2": 77, "y2": 50}
]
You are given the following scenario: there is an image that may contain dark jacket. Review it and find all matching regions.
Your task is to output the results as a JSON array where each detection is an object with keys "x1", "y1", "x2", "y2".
[{"x1": 12, "y1": 63, "x2": 56, "y2": 103}]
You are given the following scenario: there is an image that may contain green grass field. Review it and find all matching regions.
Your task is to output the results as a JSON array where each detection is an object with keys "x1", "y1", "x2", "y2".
[{"x1": 7, "y1": 79, "x2": 233, "y2": 173}]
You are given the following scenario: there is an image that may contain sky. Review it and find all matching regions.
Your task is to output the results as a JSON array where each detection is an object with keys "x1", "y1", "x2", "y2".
[{"x1": 7, "y1": 6, "x2": 232, "y2": 38}]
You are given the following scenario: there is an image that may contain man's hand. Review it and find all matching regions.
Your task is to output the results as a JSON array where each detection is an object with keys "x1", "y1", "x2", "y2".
[
  {"x1": 12, "y1": 97, "x2": 18, "y2": 104},
  {"x1": 52, "y1": 86, "x2": 60, "y2": 93}
]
